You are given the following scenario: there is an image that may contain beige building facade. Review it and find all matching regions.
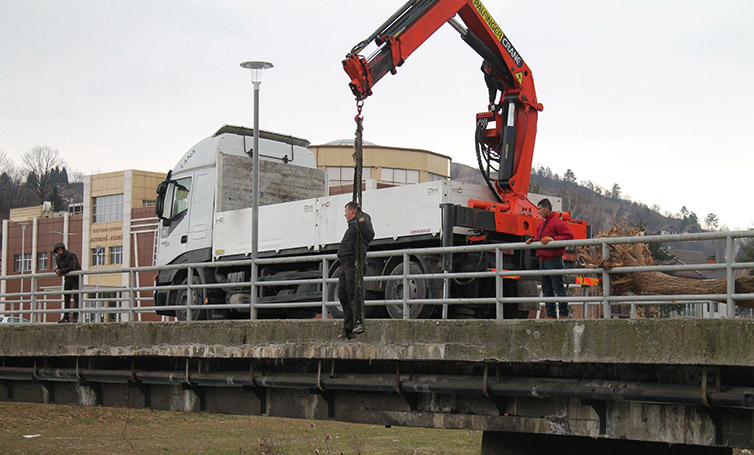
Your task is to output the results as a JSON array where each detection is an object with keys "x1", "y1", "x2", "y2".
[
  {"x1": 82, "y1": 170, "x2": 165, "y2": 289},
  {"x1": 310, "y1": 140, "x2": 451, "y2": 191}
]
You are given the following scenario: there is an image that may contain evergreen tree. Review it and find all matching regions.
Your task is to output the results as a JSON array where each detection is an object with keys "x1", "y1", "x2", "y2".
[
  {"x1": 610, "y1": 183, "x2": 621, "y2": 199},
  {"x1": 563, "y1": 168, "x2": 576, "y2": 184},
  {"x1": 704, "y1": 213, "x2": 720, "y2": 231}
]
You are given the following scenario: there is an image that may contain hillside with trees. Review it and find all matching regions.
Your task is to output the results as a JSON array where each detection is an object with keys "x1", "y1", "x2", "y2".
[
  {"x1": 0, "y1": 146, "x2": 83, "y2": 219},
  {"x1": 451, "y1": 162, "x2": 718, "y2": 237}
]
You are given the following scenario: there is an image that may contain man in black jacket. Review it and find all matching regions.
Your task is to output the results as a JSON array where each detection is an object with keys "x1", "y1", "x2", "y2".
[
  {"x1": 337, "y1": 201, "x2": 374, "y2": 339},
  {"x1": 53, "y1": 242, "x2": 80, "y2": 323}
]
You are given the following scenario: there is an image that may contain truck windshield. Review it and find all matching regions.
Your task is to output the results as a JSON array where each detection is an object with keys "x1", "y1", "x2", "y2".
[{"x1": 166, "y1": 177, "x2": 192, "y2": 219}]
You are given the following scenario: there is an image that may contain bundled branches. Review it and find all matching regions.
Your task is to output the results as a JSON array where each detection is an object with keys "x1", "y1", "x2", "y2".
[{"x1": 577, "y1": 222, "x2": 754, "y2": 309}]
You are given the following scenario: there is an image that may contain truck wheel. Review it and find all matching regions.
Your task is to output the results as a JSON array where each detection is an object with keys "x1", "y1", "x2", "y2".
[
  {"x1": 326, "y1": 265, "x2": 378, "y2": 319},
  {"x1": 385, "y1": 262, "x2": 434, "y2": 319},
  {"x1": 513, "y1": 280, "x2": 540, "y2": 319},
  {"x1": 175, "y1": 277, "x2": 206, "y2": 321},
  {"x1": 326, "y1": 266, "x2": 346, "y2": 319}
]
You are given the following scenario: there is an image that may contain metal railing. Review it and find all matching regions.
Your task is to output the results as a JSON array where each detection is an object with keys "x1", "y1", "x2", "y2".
[{"x1": 1, "y1": 230, "x2": 753, "y2": 323}]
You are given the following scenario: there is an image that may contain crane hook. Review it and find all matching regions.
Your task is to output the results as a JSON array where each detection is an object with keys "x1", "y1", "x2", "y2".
[{"x1": 354, "y1": 100, "x2": 364, "y2": 123}]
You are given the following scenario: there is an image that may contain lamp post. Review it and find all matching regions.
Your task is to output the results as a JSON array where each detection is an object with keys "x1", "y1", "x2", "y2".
[{"x1": 240, "y1": 60, "x2": 273, "y2": 320}]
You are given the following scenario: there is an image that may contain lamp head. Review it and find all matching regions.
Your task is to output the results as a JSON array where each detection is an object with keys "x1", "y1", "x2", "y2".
[{"x1": 240, "y1": 61, "x2": 273, "y2": 83}]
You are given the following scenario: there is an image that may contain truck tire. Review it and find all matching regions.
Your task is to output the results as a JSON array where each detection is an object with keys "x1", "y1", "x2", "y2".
[
  {"x1": 326, "y1": 264, "x2": 378, "y2": 319},
  {"x1": 514, "y1": 279, "x2": 540, "y2": 318},
  {"x1": 384, "y1": 261, "x2": 435, "y2": 319},
  {"x1": 174, "y1": 277, "x2": 206, "y2": 321}
]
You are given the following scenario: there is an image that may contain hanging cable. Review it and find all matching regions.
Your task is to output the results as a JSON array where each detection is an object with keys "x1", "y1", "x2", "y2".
[
  {"x1": 352, "y1": 101, "x2": 364, "y2": 207},
  {"x1": 353, "y1": 100, "x2": 366, "y2": 323}
]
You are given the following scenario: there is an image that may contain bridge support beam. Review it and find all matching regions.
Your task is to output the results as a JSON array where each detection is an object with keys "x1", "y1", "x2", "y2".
[{"x1": 480, "y1": 432, "x2": 733, "y2": 455}]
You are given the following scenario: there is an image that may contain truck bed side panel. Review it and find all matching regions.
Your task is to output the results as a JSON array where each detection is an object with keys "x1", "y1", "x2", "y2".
[{"x1": 212, "y1": 181, "x2": 561, "y2": 259}]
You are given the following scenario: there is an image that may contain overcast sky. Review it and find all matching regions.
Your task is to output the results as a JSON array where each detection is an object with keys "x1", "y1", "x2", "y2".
[{"x1": 1, "y1": 1, "x2": 753, "y2": 229}]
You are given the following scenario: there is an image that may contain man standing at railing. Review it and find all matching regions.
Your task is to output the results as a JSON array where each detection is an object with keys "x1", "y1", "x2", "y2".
[
  {"x1": 526, "y1": 199, "x2": 574, "y2": 319},
  {"x1": 337, "y1": 201, "x2": 374, "y2": 339},
  {"x1": 53, "y1": 242, "x2": 80, "y2": 323}
]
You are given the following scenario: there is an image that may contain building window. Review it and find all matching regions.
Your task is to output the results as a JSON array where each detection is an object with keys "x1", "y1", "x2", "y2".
[
  {"x1": 69, "y1": 203, "x2": 84, "y2": 215},
  {"x1": 327, "y1": 166, "x2": 371, "y2": 186},
  {"x1": 110, "y1": 246, "x2": 123, "y2": 265},
  {"x1": 93, "y1": 194, "x2": 124, "y2": 223},
  {"x1": 14, "y1": 254, "x2": 32, "y2": 272},
  {"x1": 37, "y1": 252, "x2": 48, "y2": 271},
  {"x1": 427, "y1": 172, "x2": 447, "y2": 182},
  {"x1": 91, "y1": 247, "x2": 106, "y2": 266},
  {"x1": 381, "y1": 168, "x2": 419, "y2": 185}
]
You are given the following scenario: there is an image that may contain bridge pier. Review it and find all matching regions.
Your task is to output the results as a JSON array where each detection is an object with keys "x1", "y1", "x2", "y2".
[
  {"x1": 76, "y1": 382, "x2": 100, "y2": 406},
  {"x1": 480, "y1": 432, "x2": 733, "y2": 454}
]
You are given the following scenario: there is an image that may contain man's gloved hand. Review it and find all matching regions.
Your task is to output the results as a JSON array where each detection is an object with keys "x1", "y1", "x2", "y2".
[
  {"x1": 525, "y1": 238, "x2": 534, "y2": 244},
  {"x1": 541, "y1": 236, "x2": 553, "y2": 245}
]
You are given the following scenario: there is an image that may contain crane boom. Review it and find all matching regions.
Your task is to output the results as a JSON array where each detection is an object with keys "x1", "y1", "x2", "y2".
[
  {"x1": 344, "y1": 0, "x2": 541, "y2": 111},
  {"x1": 343, "y1": 0, "x2": 585, "y2": 241}
]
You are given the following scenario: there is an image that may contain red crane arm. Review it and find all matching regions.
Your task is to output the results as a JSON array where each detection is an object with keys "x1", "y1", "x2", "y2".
[
  {"x1": 342, "y1": 1, "x2": 587, "y2": 240},
  {"x1": 342, "y1": 0, "x2": 542, "y2": 114}
]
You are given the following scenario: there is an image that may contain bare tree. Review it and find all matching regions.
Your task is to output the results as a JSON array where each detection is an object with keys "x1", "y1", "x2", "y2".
[
  {"x1": 23, "y1": 145, "x2": 67, "y2": 205},
  {"x1": 68, "y1": 169, "x2": 85, "y2": 183},
  {"x1": 0, "y1": 150, "x2": 9, "y2": 174}
]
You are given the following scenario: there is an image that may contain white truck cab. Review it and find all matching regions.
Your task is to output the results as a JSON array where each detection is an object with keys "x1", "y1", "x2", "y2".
[
  {"x1": 155, "y1": 125, "x2": 315, "y2": 266},
  {"x1": 153, "y1": 125, "x2": 319, "y2": 318}
]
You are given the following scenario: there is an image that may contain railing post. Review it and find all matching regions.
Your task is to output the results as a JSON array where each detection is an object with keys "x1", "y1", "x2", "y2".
[
  {"x1": 402, "y1": 253, "x2": 410, "y2": 319},
  {"x1": 726, "y1": 235, "x2": 736, "y2": 318},
  {"x1": 250, "y1": 259, "x2": 258, "y2": 320},
  {"x1": 495, "y1": 247, "x2": 503, "y2": 319},
  {"x1": 442, "y1": 271, "x2": 449, "y2": 320},
  {"x1": 30, "y1": 275, "x2": 38, "y2": 323},
  {"x1": 129, "y1": 270, "x2": 136, "y2": 322},
  {"x1": 582, "y1": 288, "x2": 589, "y2": 319},
  {"x1": 321, "y1": 258, "x2": 329, "y2": 320},
  {"x1": 77, "y1": 272, "x2": 84, "y2": 323},
  {"x1": 601, "y1": 241, "x2": 611, "y2": 319},
  {"x1": 186, "y1": 266, "x2": 193, "y2": 322}
]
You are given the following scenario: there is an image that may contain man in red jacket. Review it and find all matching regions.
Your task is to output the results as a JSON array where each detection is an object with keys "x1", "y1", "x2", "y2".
[{"x1": 526, "y1": 199, "x2": 574, "y2": 319}]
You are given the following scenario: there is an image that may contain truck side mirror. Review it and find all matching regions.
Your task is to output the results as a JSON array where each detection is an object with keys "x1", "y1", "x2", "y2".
[
  {"x1": 155, "y1": 182, "x2": 167, "y2": 218},
  {"x1": 155, "y1": 170, "x2": 172, "y2": 219}
]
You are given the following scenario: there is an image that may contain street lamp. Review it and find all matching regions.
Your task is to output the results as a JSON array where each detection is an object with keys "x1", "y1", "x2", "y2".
[
  {"x1": 240, "y1": 60, "x2": 273, "y2": 320},
  {"x1": 51, "y1": 230, "x2": 77, "y2": 246}
]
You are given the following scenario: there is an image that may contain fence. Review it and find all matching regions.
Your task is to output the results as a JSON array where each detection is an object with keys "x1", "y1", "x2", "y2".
[{"x1": 1, "y1": 230, "x2": 754, "y2": 323}]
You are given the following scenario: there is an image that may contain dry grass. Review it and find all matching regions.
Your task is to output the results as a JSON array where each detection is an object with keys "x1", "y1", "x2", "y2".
[{"x1": 0, "y1": 401, "x2": 481, "y2": 455}]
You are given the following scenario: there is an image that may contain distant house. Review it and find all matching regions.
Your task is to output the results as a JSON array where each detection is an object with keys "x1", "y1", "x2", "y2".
[
  {"x1": 663, "y1": 248, "x2": 726, "y2": 280},
  {"x1": 659, "y1": 225, "x2": 678, "y2": 236}
]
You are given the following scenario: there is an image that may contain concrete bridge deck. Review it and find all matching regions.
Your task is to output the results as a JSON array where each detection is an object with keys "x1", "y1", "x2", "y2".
[
  {"x1": 1, "y1": 319, "x2": 753, "y2": 455},
  {"x1": 2, "y1": 318, "x2": 753, "y2": 365}
]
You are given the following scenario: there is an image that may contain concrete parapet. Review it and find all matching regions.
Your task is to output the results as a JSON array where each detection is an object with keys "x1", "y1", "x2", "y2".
[{"x1": 2, "y1": 319, "x2": 754, "y2": 366}]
